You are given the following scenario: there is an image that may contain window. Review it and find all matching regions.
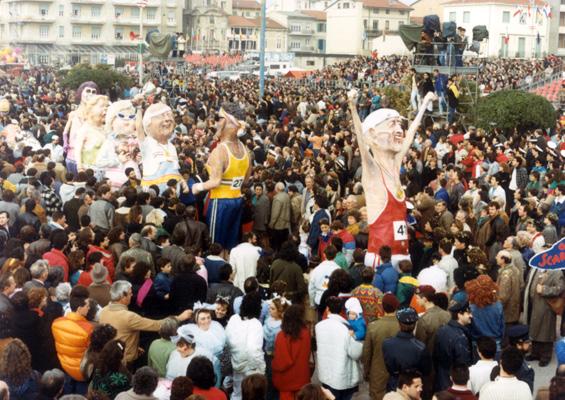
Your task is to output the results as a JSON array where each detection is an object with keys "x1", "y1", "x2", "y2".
[
  {"x1": 39, "y1": 25, "x2": 49, "y2": 38},
  {"x1": 317, "y1": 22, "x2": 326, "y2": 32},
  {"x1": 276, "y1": 38, "x2": 282, "y2": 48},
  {"x1": 168, "y1": 11, "x2": 175, "y2": 24},
  {"x1": 167, "y1": 0, "x2": 177, "y2": 6},
  {"x1": 305, "y1": 38, "x2": 310, "y2": 45},
  {"x1": 115, "y1": 7, "x2": 123, "y2": 18},
  {"x1": 399, "y1": 10, "x2": 405, "y2": 15},
  {"x1": 72, "y1": 25, "x2": 81, "y2": 39},
  {"x1": 39, "y1": 5, "x2": 48, "y2": 16},
  {"x1": 115, "y1": 28, "x2": 124, "y2": 40},
  {"x1": 343, "y1": 2, "x2": 349, "y2": 9},
  {"x1": 58, "y1": 5, "x2": 64, "y2": 16},
  {"x1": 209, "y1": 16, "x2": 214, "y2": 23},
  {"x1": 307, "y1": 60, "x2": 315, "y2": 66},
  {"x1": 363, "y1": 19, "x2": 368, "y2": 29},
  {"x1": 449, "y1": 12, "x2": 456, "y2": 22},
  {"x1": 290, "y1": 24, "x2": 301, "y2": 32},
  {"x1": 290, "y1": 41, "x2": 301, "y2": 49},
  {"x1": 91, "y1": 6, "x2": 101, "y2": 17},
  {"x1": 318, "y1": 38, "x2": 325, "y2": 51},
  {"x1": 518, "y1": 37, "x2": 526, "y2": 57},
  {"x1": 38, "y1": 55, "x2": 49, "y2": 64},
  {"x1": 372, "y1": 20, "x2": 378, "y2": 30},
  {"x1": 131, "y1": 7, "x2": 140, "y2": 18},
  {"x1": 72, "y1": 5, "x2": 80, "y2": 17},
  {"x1": 560, "y1": 12, "x2": 565, "y2": 27},
  {"x1": 147, "y1": 8, "x2": 156, "y2": 20},
  {"x1": 91, "y1": 26, "x2": 101, "y2": 39},
  {"x1": 58, "y1": 25, "x2": 64, "y2": 38},
  {"x1": 385, "y1": 9, "x2": 390, "y2": 14},
  {"x1": 463, "y1": 11, "x2": 470, "y2": 23},
  {"x1": 559, "y1": 33, "x2": 565, "y2": 48},
  {"x1": 385, "y1": 20, "x2": 389, "y2": 30},
  {"x1": 503, "y1": 11, "x2": 510, "y2": 23}
]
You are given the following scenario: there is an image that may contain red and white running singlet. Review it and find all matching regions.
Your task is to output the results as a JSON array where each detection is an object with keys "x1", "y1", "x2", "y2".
[{"x1": 368, "y1": 182, "x2": 409, "y2": 256}]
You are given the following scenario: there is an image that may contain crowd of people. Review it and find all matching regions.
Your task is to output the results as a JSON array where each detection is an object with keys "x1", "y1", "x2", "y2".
[{"x1": 0, "y1": 52, "x2": 563, "y2": 400}]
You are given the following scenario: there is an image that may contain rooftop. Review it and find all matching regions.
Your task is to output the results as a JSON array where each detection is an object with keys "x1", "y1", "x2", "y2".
[
  {"x1": 233, "y1": 0, "x2": 261, "y2": 9},
  {"x1": 301, "y1": 10, "x2": 327, "y2": 21},
  {"x1": 443, "y1": 0, "x2": 544, "y2": 5},
  {"x1": 362, "y1": 0, "x2": 412, "y2": 10},
  {"x1": 227, "y1": 15, "x2": 286, "y2": 29}
]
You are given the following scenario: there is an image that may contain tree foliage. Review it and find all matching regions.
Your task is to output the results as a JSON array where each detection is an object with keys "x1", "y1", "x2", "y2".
[
  {"x1": 474, "y1": 90, "x2": 555, "y2": 132},
  {"x1": 381, "y1": 86, "x2": 410, "y2": 117},
  {"x1": 59, "y1": 64, "x2": 133, "y2": 92}
]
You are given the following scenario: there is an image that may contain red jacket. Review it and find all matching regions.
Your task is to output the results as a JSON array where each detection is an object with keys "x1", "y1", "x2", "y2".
[
  {"x1": 272, "y1": 327, "x2": 311, "y2": 392},
  {"x1": 86, "y1": 245, "x2": 115, "y2": 280},
  {"x1": 43, "y1": 248, "x2": 70, "y2": 281}
]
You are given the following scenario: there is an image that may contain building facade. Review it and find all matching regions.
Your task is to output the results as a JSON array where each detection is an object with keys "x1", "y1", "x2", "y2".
[
  {"x1": 233, "y1": 0, "x2": 261, "y2": 18},
  {"x1": 269, "y1": 11, "x2": 326, "y2": 53},
  {"x1": 408, "y1": 0, "x2": 451, "y2": 19},
  {"x1": 0, "y1": 0, "x2": 184, "y2": 65},
  {"x1": 326, "y1": 0, "x2": 411, "y2": 55},
  {"x1": 267, "y1": 0, "x2": 327, "y2": 13},
  {"x1": 550, "y1": 0, "x2": 564, "y2": 56},
  {"x1": 226, "y1": 15, "x2": 286, "y2": 52},
  {"x1": 184, "y1": 0, "x2": 232, "y2": 52},
  {"x1": 443, "y1": 0, "x2": 550, "y2": 59}
]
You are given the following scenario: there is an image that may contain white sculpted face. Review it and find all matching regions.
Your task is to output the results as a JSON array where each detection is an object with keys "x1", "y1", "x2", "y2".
[
  {"x1": 148, "y1": 108, "x2": 175, "y2": 143},
  {"x1": 84, "y1": 95, "x2": 109, "y2": 127},
  {"x1": 112, "y1": 106, "x2": 137, "y2": 135},
  {"x1": 81, "y1": 86, "x2": 98, "y2": 103},
  {"x1": 367, "y1": 117, "x2": 405, "y2": 153}
]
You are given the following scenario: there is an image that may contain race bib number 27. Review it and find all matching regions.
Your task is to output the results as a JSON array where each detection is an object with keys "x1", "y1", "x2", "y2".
[
  {"x1": 230, "y1": 177, "x2": 244, "y2": 189},
  {"x1": 393, "y1": 221, "x2": 408, "y2": 241}
]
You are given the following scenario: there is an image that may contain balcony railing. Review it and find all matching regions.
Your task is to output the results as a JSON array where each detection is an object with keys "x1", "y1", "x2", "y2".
[
  {"x1": 70, "y1": 15, "x2": 105, "y2": 24},
  {"x1": 12, "y1": 15, "x2": 56, "y2": 23}
]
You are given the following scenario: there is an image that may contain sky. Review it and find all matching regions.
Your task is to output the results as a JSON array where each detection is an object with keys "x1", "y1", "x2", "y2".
[{"x1": 400, "y1": 0, "x2": 418, "y2": 4}]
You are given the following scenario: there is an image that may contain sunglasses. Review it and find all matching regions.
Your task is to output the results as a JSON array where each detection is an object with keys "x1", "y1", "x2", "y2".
[
  {"x1": 117, "y1": 113, "x2": 136, "y2": 120},
  {"x1": 84, "y1": 88, "x2": 97, "y2": 94}
]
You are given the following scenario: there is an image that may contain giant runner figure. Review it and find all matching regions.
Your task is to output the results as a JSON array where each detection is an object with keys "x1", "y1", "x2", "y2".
[
  {"x1": 348, "y1": 89, "x2": 436, "y2": 267},
  {"x1": 192, "y1": 103, "x2": 250, "y2": 251}
]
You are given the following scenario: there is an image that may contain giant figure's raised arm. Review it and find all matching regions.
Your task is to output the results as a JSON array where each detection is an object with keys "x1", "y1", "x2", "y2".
[
  {"x1": 347, "y1": 89, "x2": 371, "y2": 163},
  {"x1": 399, "y1": 92, "x2": 437, "y2": 161}
]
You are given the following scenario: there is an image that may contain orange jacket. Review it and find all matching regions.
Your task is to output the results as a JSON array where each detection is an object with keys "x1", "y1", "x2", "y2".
[{"x1": 51, "y1": 312, "x2": 93, "y2": 381}]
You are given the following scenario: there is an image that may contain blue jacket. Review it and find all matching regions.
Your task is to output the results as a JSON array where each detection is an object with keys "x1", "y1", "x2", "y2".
[
  {"x1": 469, "y1": 302, "x2": 505, "y2": 341},
  {"x1": 372, "y1": 262, "x2": 399, "y2": 294},
  {"x1": 434, "y1": 187, "x2": 450, "y2": 204},
  {"x1": 434, "y1": 73, "x2": 447, "y2": 93},
  {"x1": 550, "y1": 199, "x2": 565, "y2": 230},
  {"x1": 433, "y1": 320, "x2": 473, "y2": 391},
  {"x1": 307, "y1": 209, "x2": 331, "y2": 255},
  {"x1": 153, "y1": 272, "x2": 172, "y2": 300},
  {"x1": 348, "y1": 316, "x2": 367, "y2": 341},
  {"x1": 383, "y1": 332, "x2": 431, "y2": 391}
]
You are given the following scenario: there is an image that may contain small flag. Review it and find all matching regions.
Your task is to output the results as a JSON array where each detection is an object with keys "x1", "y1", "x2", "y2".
[
  {"x1": 543, "y1": 3, "x2": 552, "y2": 18},
  {"x1": 513, "y1": 8, "x2": 522, "y2": 17}
]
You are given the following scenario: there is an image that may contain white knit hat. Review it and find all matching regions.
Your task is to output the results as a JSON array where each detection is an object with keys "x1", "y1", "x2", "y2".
[
  {"x1": 345, "y1": 297, "x2": 363, "y2": 315},
  {"x1": 361, "y1": 108, "x2": 402, "y2": 135}
]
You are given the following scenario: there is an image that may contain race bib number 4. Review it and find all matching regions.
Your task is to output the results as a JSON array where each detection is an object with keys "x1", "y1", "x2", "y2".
[
  {"x1": 231, "y1": 177, "x2": 244, "y2": 189},
  {"x1": 393, "y1": 221, "x2": 408, "y2": 241}
]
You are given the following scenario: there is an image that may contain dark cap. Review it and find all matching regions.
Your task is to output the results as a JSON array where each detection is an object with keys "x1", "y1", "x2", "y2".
[
  {"x1": 382, "y1": 293, "x2": 400, "y2": 312},
  {"x1": 416, "y1": 285, "x2": 436, "y2": 298},
  {"x1": 396, "y1": 307, "x2": 419, "y2": 324},
  {"x1": 507, "y1": 324, "x2": 530, "y2": 345},
  {"x1": 448, "y1": 298, "x2": 470, "y2": 314}
]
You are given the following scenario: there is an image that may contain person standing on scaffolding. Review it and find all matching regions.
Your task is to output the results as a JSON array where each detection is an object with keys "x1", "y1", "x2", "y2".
[{"x1": 455, "y1": 27, "x2": 468, "y2": 67}]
